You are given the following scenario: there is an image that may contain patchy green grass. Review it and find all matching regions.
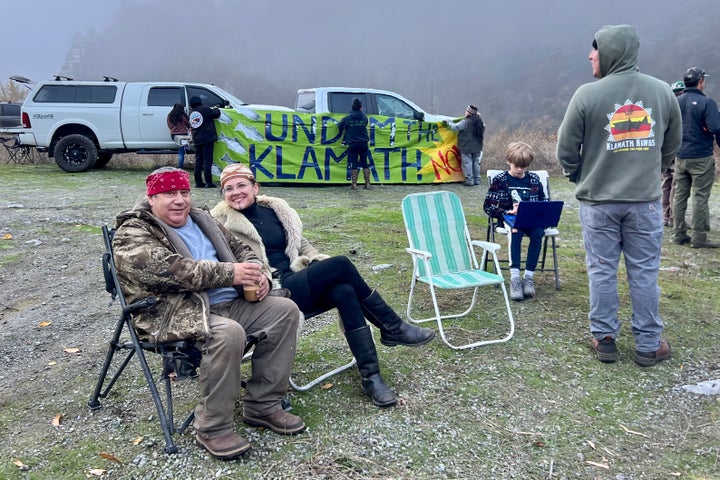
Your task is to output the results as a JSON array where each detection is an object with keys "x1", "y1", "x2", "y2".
[{"x1": 0, "y1": 162, "x2": 719, "y2": 479}]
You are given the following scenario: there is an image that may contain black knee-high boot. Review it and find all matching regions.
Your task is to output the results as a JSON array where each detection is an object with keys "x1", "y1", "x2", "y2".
[
  {"x1": 361, "y1": 290, "x2": 435, "y2": 347},
  {"x1": 344, "y1": 325, "x2": 397, "y2": 407}
]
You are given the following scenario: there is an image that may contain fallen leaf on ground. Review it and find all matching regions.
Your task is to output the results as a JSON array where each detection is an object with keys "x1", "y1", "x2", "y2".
[
  {"x1": 99, "y1": 452, "x2": 122, "y2": 464},
  {"x1": 52, "y1": 414, "x2": 62, "y2": 426},
  {"x1": 132, "y1": 436, "x2": 144, "y2": 445},
  {"x1": 87, "y1": 468, "x2": 107, "y2": 476},
  {"x1": 48, "y1": 360, "x2": 57, "y2": 366},
  {"x1": 320, "y1": 382, "x2": 333, "y2": 390},
  {"x1": 63, "y1": 347, "x2": 81, "y2": 354},
  {"x1": 3, "y1": 233, "x2": 12, "y2": 240},
  {"x1": 39, "y1": 321, "x2": 52, "y2": 327},
  {"x1": 12, "y1": 458, "x2": 29, "y2": 470}
]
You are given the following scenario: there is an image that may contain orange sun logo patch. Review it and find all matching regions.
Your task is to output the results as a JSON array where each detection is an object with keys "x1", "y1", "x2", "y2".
[{"x1": 605, "y1": 100, "x2": 656, "y2": 152}]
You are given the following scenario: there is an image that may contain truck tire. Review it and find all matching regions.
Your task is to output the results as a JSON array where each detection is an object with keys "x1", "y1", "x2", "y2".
[
  {"x1": 54, "y1": 134, "x2": 98, "y2": 172},
  {"x1": 94, "y1": 152, "x2": 113, "y2": 169}
]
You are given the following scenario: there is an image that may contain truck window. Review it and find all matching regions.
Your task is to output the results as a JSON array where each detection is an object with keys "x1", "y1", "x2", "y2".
[
  {"x1": 33, "y1": 85, "x2": 117, "y2": 103},
  {"x1": 375, "y1": 94, "x2": 416, "y2": 119},
  {"x1": 328, "y1": 93, "x2": 367, "y2": 114},
  {"x1": 187, "y1": 87, "x2": 225, "y2": 108},
  {"x1": 147, "y1": 87, "x2": 184, "y2": 106},
  {"x1": 296, "y1": 92, "x2": 316, "y2": 113}
]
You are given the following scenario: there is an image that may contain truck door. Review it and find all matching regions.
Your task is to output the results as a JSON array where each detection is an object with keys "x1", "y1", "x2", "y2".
[{"x1": 134, "y1": 86, "x2": 185, "y2": 147}]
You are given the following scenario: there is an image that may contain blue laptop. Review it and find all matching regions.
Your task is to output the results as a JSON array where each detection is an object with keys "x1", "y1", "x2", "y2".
[{"x1": 503, "y1": 201, "x2": 564, "y2": 229}]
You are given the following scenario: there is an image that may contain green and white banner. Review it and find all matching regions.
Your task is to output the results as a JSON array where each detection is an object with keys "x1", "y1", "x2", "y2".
[{"x1": 213, "y1": 108, "x2": 464, "y2": 184}]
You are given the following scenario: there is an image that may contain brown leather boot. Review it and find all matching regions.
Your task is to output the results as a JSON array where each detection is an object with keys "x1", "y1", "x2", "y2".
[
  {"x1": 350, "y1": 170, "x2": 358, "y2": 190},
  {"x1": 363, "y1": 168, "x2": 372, "y2": 189}
]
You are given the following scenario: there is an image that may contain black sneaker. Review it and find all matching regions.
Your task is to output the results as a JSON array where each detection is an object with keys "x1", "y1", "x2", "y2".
[{"x1": 591, "y1": 336, "x2": 619, "y2": 363}]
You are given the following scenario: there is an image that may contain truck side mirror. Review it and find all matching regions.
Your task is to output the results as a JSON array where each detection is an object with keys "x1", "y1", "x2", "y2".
[{"x1": 414, "y1": 110, "x2": 424, "y2": 121}]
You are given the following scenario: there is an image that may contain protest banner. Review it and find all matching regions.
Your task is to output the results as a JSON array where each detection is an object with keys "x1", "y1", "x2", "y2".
[{"x1": 212, "y1": 109, "x2": 464, "y2": 184}]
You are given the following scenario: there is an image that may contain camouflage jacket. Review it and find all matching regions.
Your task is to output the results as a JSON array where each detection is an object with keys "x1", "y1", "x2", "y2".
[{"x1": 112, "y1": 202, "x2": 268, "y2": 343}]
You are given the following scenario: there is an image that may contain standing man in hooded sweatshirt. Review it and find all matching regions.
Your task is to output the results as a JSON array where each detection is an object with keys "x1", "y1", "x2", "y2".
[{"x1": 557, "y1": 25, "x2": 682, "y2": 367}]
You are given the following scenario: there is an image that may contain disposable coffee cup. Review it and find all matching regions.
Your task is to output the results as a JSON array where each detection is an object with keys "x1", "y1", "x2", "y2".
[{"x1": 243, "y1": 285, "x2": 259, "y2": 302}]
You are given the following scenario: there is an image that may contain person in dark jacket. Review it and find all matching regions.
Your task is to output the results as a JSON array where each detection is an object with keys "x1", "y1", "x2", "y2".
[
  {"x1": 189, "y1": 96, "x2": 221, "y2": 189},
  {"x1": 337, "y1": 98, "x2": 371, "y2": 189},
  {"x1": 447, "y1": 105, "x2": 485, "y2": 186},
  {"x1": 671, "y1": 67, "x2": 720, "y2": 248},
  {"x1": 212, "y1": 163, "x2": 436, "y2": 408}
]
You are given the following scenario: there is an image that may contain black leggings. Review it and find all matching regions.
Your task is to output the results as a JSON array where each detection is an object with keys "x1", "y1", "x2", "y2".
[{"x1": 282, "y1": 256, "x2": 372, "y2": 331}]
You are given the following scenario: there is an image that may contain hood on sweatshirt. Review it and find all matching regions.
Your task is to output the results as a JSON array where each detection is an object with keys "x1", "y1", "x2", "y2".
[{"x1": 594, "y1": 24, "x2": 639, "y2": 78}]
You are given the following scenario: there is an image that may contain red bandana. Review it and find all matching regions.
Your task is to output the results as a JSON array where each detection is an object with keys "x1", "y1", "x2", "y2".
[{"x1": 145, "y1": 170, "x2": 191, "y2": 196}]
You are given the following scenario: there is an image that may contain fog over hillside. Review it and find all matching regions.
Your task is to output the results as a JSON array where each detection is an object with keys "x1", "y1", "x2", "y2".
[{"x1": 58, "y1": 0, "x2": 720, "y2": 131}]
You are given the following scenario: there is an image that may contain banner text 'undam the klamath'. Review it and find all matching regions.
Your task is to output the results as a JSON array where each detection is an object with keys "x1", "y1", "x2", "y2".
[{"x1": 211, "y1": 108, "x2": 464, "y2": 184}]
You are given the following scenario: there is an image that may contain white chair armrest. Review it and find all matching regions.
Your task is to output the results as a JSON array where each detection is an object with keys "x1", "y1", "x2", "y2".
[
  {"x1": 405, "y1": 247, "x2": 432, "y2": 261},
  {"x1": 470, "y1": 240, "x2": 501, "y2": 252}
]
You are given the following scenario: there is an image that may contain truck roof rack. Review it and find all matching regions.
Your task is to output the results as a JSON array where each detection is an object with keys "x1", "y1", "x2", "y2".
[
  {"x1": 53, "y1": 75, "x2": 74, "y2": 81},
  {"x1": 103, "y1": 76, "x2": 119, "y2": 82}
]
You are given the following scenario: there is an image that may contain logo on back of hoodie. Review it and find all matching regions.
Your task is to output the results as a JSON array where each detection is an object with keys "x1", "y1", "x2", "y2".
[{"x1": 605, "y1": 100, "x2": 656, "y2": 152}]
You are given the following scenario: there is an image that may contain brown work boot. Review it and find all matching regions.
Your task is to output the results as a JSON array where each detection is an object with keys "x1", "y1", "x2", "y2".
[
  {"x1": 243, "y1": 407, "x2": 306, "y2": 435},
  {"x1": 195, "y1": 431, "x2": 251, "y2": 460},
  {"x1": 634, "y1": 340, "x2": 672, "y2": 367}
]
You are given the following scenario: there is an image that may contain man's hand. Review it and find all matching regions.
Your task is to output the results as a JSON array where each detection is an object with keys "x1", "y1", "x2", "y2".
[{"x1": 232, "y1": 261, "x2": 264, "y2": 287}]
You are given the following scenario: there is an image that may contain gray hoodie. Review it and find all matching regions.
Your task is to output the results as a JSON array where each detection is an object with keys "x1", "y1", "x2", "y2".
[{"x1": 556, "y1": 24, "x2": 682, "y2": 204}]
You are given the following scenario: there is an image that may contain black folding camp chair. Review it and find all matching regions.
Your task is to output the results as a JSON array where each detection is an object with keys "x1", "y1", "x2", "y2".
[{"x1": 87, "y1": 225, "x2": 257, "y2": 454}]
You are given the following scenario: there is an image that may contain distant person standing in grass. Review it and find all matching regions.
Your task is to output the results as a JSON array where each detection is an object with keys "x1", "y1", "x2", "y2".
[
  {"x1": 189, "y1": 96, "x2": 221, "y2": 189},
  {"x1": 671, "y1": 67, "x2": 720, "y2": 248},
  {"x1": 167, "y1": 103, "x2": 190, "y2": 169},
  {"x1": 661, "y1": 81, "x2": 685, "y2": 227},
  {"x1": 557, "y1": 25, "x2": 682, "y2": 367},
  {"x1": 338, "y1": 98, "x2": 371, "y2": 190},
  {"x1": 447, "y1": 104, "x2": 485, "y2": 186}
]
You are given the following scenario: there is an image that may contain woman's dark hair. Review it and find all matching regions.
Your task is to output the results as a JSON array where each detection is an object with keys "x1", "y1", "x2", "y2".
[{"x1": 168, "y1": 103, "x2": 187, "y2": 124}]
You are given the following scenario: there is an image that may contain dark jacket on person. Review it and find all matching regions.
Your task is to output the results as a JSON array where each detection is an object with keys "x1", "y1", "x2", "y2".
[
  {"x1": 676, "y1": 87, "x2": 720, "y2": 159},
  {"x1": 448, "y1": 114, "x2": 485, "y2": 154},
  {"x1": 189, "y1": 104, "x2": 221, "y2": 146},
  {"x1": 338, "y1": 110, "x2": 369, "y2": 145}
]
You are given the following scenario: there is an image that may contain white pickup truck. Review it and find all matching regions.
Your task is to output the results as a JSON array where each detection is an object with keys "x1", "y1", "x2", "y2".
[
  {"x1": 17, "y1": 80, "x2": 278, "y2": 172},
  {"x1": 294, "y1": 87, "x2": 452, "y2": 123}
]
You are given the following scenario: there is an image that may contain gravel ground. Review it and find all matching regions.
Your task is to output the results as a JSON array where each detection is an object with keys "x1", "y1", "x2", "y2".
[{"x1": 1, "y1": 161, "x2": 720, "y2": 479}]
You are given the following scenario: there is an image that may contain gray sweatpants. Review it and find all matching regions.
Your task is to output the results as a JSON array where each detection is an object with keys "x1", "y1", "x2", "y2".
[{"x1": 193, "y1": 295, "x2": 299, "y2": 436}]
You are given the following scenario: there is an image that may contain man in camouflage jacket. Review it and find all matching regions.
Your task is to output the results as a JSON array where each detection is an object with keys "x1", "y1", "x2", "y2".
[{"x1": 112, "y1": 167, "x2": 305, "y2": 460}]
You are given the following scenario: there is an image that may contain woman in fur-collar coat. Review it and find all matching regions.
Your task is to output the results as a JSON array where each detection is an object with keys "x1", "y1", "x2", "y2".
[{"x1": 211, "y1": 164, "x2": 435, "y2": 408}]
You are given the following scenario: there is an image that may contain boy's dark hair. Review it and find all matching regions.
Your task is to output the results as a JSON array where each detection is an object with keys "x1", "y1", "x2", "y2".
[{"x1": 505, "y1": 141, "x2": 535, "y2": 169}]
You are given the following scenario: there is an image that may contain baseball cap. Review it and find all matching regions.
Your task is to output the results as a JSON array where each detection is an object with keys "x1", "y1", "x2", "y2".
[
  {"x1": 683, "y1": 67, "x2": 708, "y2": 85},
  {"x1": 671, "y1": 81, "x2": 685, "y2": 92}
]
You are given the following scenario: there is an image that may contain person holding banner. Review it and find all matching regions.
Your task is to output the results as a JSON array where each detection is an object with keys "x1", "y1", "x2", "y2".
[
  {"x1": 337, "y1": 98, "x2": 371, "y2": 190},
  {"x1": 447, "y1": 105, "x2": 485, "y2": 186},
  {"x1": 189, "y1": 96, "x2": 221, "y2": 189},
  {"x1": 211, "y1": 163, "x2": 436, "y2": 408}
]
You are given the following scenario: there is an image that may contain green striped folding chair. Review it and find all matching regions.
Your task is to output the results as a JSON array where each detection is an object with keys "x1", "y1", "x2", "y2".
[{"x1": 401, "y1": 191, "x2": 514, "y2": 350}]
